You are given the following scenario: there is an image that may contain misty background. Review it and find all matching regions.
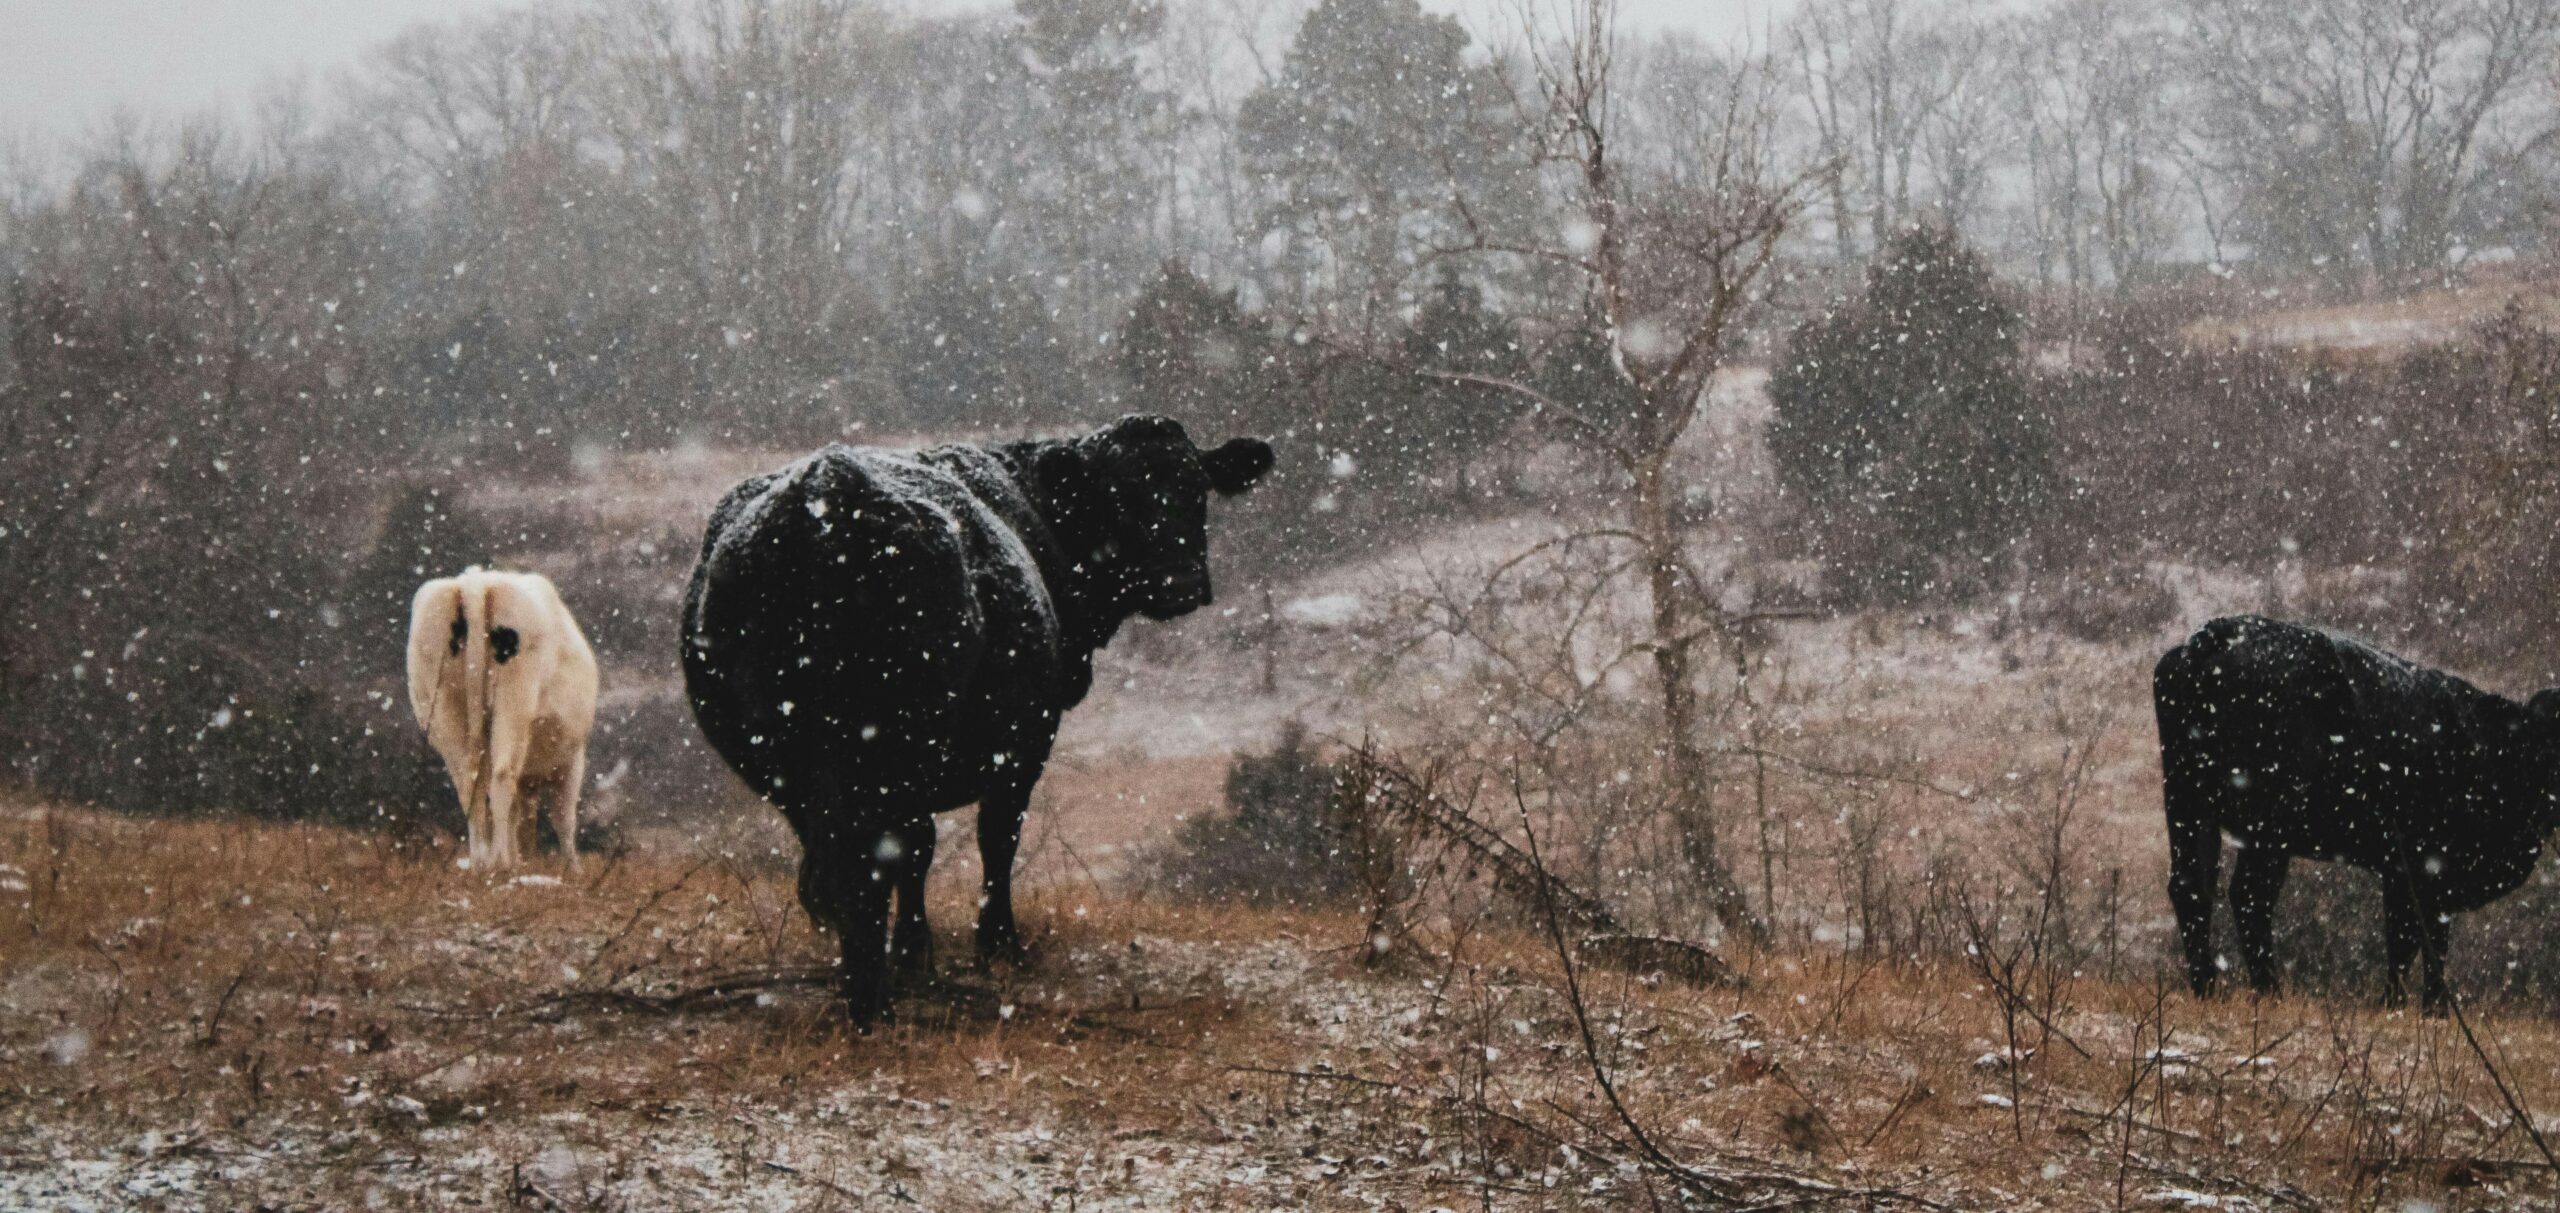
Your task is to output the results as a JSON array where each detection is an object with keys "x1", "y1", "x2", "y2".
[{"x1": 3, "y1": 0, "x2": 2559, "y2": 876}]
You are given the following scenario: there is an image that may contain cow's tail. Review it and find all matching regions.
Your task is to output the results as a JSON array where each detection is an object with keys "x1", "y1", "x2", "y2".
[
  {"x1": 2153, "y1": 632, "x2": 2204, "y2": 790},
  {"x1": 466, "y1": 581, "x2": 496, "y2": 836},
  {"x1": 435, "y1": 579, "x2": 494, "y2": 843}
]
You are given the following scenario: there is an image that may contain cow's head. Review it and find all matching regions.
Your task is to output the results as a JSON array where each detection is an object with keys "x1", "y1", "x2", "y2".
[{"x1": 1036, "y1": 414, "x2": 1273, "y2": 621}]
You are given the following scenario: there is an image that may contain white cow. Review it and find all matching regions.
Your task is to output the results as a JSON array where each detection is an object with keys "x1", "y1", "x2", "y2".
[{"x1": 406, "y1": 570, "x2": 598, "y2": 870}]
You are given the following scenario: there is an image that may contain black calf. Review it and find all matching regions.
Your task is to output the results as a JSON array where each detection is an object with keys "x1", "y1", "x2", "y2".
[{"x1": 2154, "y1": 615, "x2": 2560, "y2": 1010}]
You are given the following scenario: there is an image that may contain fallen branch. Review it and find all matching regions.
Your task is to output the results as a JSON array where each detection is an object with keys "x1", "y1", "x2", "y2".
[
  {"x1": 1223, "y1": 1064, "x2": 1406, "y2": 1092},
  {"x1": 2029, "y1": 1101, "x2": 2208, "y2": 1146},
  {"x1": 537, "y1": 966, "x2": 835, "y2": 1016},
  {"x1": 2127, "y1": 1156, "x2": 2321, "y2": 1213},
  {"x1": 1577, "y1": 933, "x2": 1743, "y2": 989},
  {"x1": 1336, "y1": 742, "x2": 1619, "y2": 934}
]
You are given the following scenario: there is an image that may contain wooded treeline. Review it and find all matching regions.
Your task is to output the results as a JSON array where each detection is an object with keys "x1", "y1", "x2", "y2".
[{"x1": 8, "y1": 0, "x2": 2560, "y2": 449}]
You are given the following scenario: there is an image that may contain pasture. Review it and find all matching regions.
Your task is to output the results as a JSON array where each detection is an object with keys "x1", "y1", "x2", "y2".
[{"x1": 8, "y1": 798, "x2": 2560, "y2": 1210}]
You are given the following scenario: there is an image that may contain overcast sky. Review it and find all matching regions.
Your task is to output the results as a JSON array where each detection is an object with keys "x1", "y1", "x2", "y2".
[{"x1": 0, "y1": 0, "x2": 1765, "y2": 151}]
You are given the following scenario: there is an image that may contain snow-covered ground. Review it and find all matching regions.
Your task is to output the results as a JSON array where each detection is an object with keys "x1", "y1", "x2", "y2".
[{"x1": 7, "y1": 808, "x2": 2556, "y2": 1212}]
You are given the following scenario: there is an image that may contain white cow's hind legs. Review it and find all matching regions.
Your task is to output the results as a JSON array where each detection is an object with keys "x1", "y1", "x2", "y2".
[{"x1": 551, "y1": 752, "x2": 587, "y2": 872}]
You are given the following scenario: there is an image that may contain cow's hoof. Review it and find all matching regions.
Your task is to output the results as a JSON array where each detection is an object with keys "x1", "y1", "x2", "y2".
[
  {"x1": 891, "y1": 946, "x2": 935, "y2": 978},
  {"x1": 976, "y1": 935, "x2": 1031, "y2": 969},
  {"x1": 836, "y1": 986, "x2": 893, "y2": 1032}
]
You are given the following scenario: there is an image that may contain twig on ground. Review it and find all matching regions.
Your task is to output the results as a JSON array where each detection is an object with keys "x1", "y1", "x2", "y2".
[
  {"x1": 1507, "y1": 769, "x2": 1960, "y2": 1213},
  {"x1": 1223, "y1": 1064, "x2": 1405, "y2": 1091},
  {"x1": 2446, "y1": 986, "x2": 2560, "y2": 1174}
]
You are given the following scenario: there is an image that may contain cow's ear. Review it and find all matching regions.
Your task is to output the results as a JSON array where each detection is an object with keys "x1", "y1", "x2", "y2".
[{"x1": 1202, "y1": 437, "x2": 1273, "y2": 496}]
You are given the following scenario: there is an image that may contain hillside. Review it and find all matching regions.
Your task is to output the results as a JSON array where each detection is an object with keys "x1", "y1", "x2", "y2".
[{"x1": 5, "y1": 806, "x2": 2558, "y2": 1210}]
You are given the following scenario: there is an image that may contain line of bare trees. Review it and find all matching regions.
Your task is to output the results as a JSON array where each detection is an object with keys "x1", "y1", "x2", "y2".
[{"x1": 9, "y1": 0, "x2": 2555, "y2": 427}]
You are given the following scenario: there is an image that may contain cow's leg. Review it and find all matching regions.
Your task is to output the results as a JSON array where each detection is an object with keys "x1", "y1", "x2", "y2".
[
  {"x1": 549, "y1": 750, "x2": 587, "y2": 872},
  {"x1": 889, "y1": 816, "x2": 938, "y2": 976},
  {"x1": 2418, "y1": 899, "x2": 2453, "y2": 1017},
  {"x1": 511, "y1": 774, "x2": 541, "y2": 867},
  {"x1": 2165, "y1": 811, "x2": 2224, "y2": 997},
  {"x1": 840, "y1": 831, "x2": 898, "y2": 1027},
  {"x1": 453, "y1": 764, "x2": 491, "y2": 867},
  {"x1": 798, "y1": 825, "x2": 897, "y2": 1028},
  {"x1": 976, "y1": 769, "x2": 1042, "y2": 965},
  {"x1": 2380, "y1": 873, "x2": 2422, "y2": 1007},
  {"x1": 485, "y1": 718, "x2": 531, "y2": 870},
  {"x1": 2227, "y1": 843, "x2": 2289, "y2": 996},
  {"x1": 780, "y1": 773, "x2": 897, "y2": 1027},
  {"x1": 795, "y1": 844, "x2": 842, "y2": 935}
]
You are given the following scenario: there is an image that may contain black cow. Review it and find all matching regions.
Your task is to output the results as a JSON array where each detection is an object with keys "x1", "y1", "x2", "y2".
[
  {"x1": 2155, "y1": 615, "x2": 2560, "y2": 1010},
  {"x1": 680, "y1": 415, "x2": 1272, "y2": 1024}
]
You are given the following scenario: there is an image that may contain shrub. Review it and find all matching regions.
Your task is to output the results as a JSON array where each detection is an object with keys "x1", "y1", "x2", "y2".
[
  {"x1": 1768, "y1": 224, "x2": 2054, "y2": 606},
  {"x1": 1145, "y1": 722, "x2": 1364, "y2": 906}
]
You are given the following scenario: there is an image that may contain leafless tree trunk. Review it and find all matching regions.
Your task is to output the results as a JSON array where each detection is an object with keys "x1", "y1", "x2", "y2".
[
  {"x1": 1414, "y1": 0, "x2": 1830, "y2": 944},
  {"x1": 585, "y1": 0, "x2": 874, "y2": 364}
]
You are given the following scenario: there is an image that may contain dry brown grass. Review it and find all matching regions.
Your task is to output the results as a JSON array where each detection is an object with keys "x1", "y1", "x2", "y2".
[
  {"x1": 2178, "y1": 277, "x2": 2560, "y2": 355},
  {"x1": 4, "y1": 799, "x2": 2559, "y2": 1211}
]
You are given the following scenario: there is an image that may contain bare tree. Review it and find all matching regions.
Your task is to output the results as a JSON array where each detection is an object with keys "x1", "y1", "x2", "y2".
[
  {"x1": 2008, "y1": 0, "x2": 2180, "y2": 290},
  {"x1": 0, "y1": 114, "x2": 415, "y2": 808},
  {"x1": 584, "y1": 0, "x2": 876, "y2": 368},
  {"x1": 1408, "y1": 0, "x2": 1830, "y2": 944},
  {"x1": 362, "y1": 7, "x2": 589, "y2": 197},
  {"x1": 2181, "y1": 0, "x2": 2560, "y2": 289},
  {"x1": 1783, "y1": 0, "x2": 1980, "y2": 260},
  {"x1": 1908, "y1": 8, "x2": 2004, "y2": 237}
]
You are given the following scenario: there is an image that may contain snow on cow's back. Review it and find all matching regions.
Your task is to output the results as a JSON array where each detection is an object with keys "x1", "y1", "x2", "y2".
[{"x1": 682, "y1": 446, "x2": 1000, "y2": 722}]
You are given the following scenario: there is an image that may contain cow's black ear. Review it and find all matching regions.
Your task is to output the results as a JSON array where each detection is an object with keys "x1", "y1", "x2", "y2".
[{"x1": 1202, "y1": 437, "x2": 1273, "y2": 496}]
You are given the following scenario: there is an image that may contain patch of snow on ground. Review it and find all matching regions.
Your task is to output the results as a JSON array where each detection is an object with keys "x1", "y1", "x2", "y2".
[{"x1": 1281, "y1": 592, "x2": 1363, "y2": 627}]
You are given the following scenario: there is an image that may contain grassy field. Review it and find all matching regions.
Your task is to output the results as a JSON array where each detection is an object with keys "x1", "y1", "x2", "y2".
[{"x1": 6, "y1": 802, "x2": 2559, "y2": 1211}]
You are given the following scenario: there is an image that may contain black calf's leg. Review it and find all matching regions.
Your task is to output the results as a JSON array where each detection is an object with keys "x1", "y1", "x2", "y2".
[
  {"x1": 2418, "y1": 902, "x2": 2453, "y2": 1016},
  {"x1": 976, "y1": 771, "x2": 1040, "y2": 964},
  {"x1": 2227, "y1": 844, "x2": 2290, "y2": 996},
  {"x1": 2380, "y1": 875, "x2": 2422, "y2": 1008},
  {"x1": 2166, "y1": 812, "x2": 2224, "y2": 996},
  {"x1": 890, "y1": 817, "x2": 938, "y2": 976}
]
